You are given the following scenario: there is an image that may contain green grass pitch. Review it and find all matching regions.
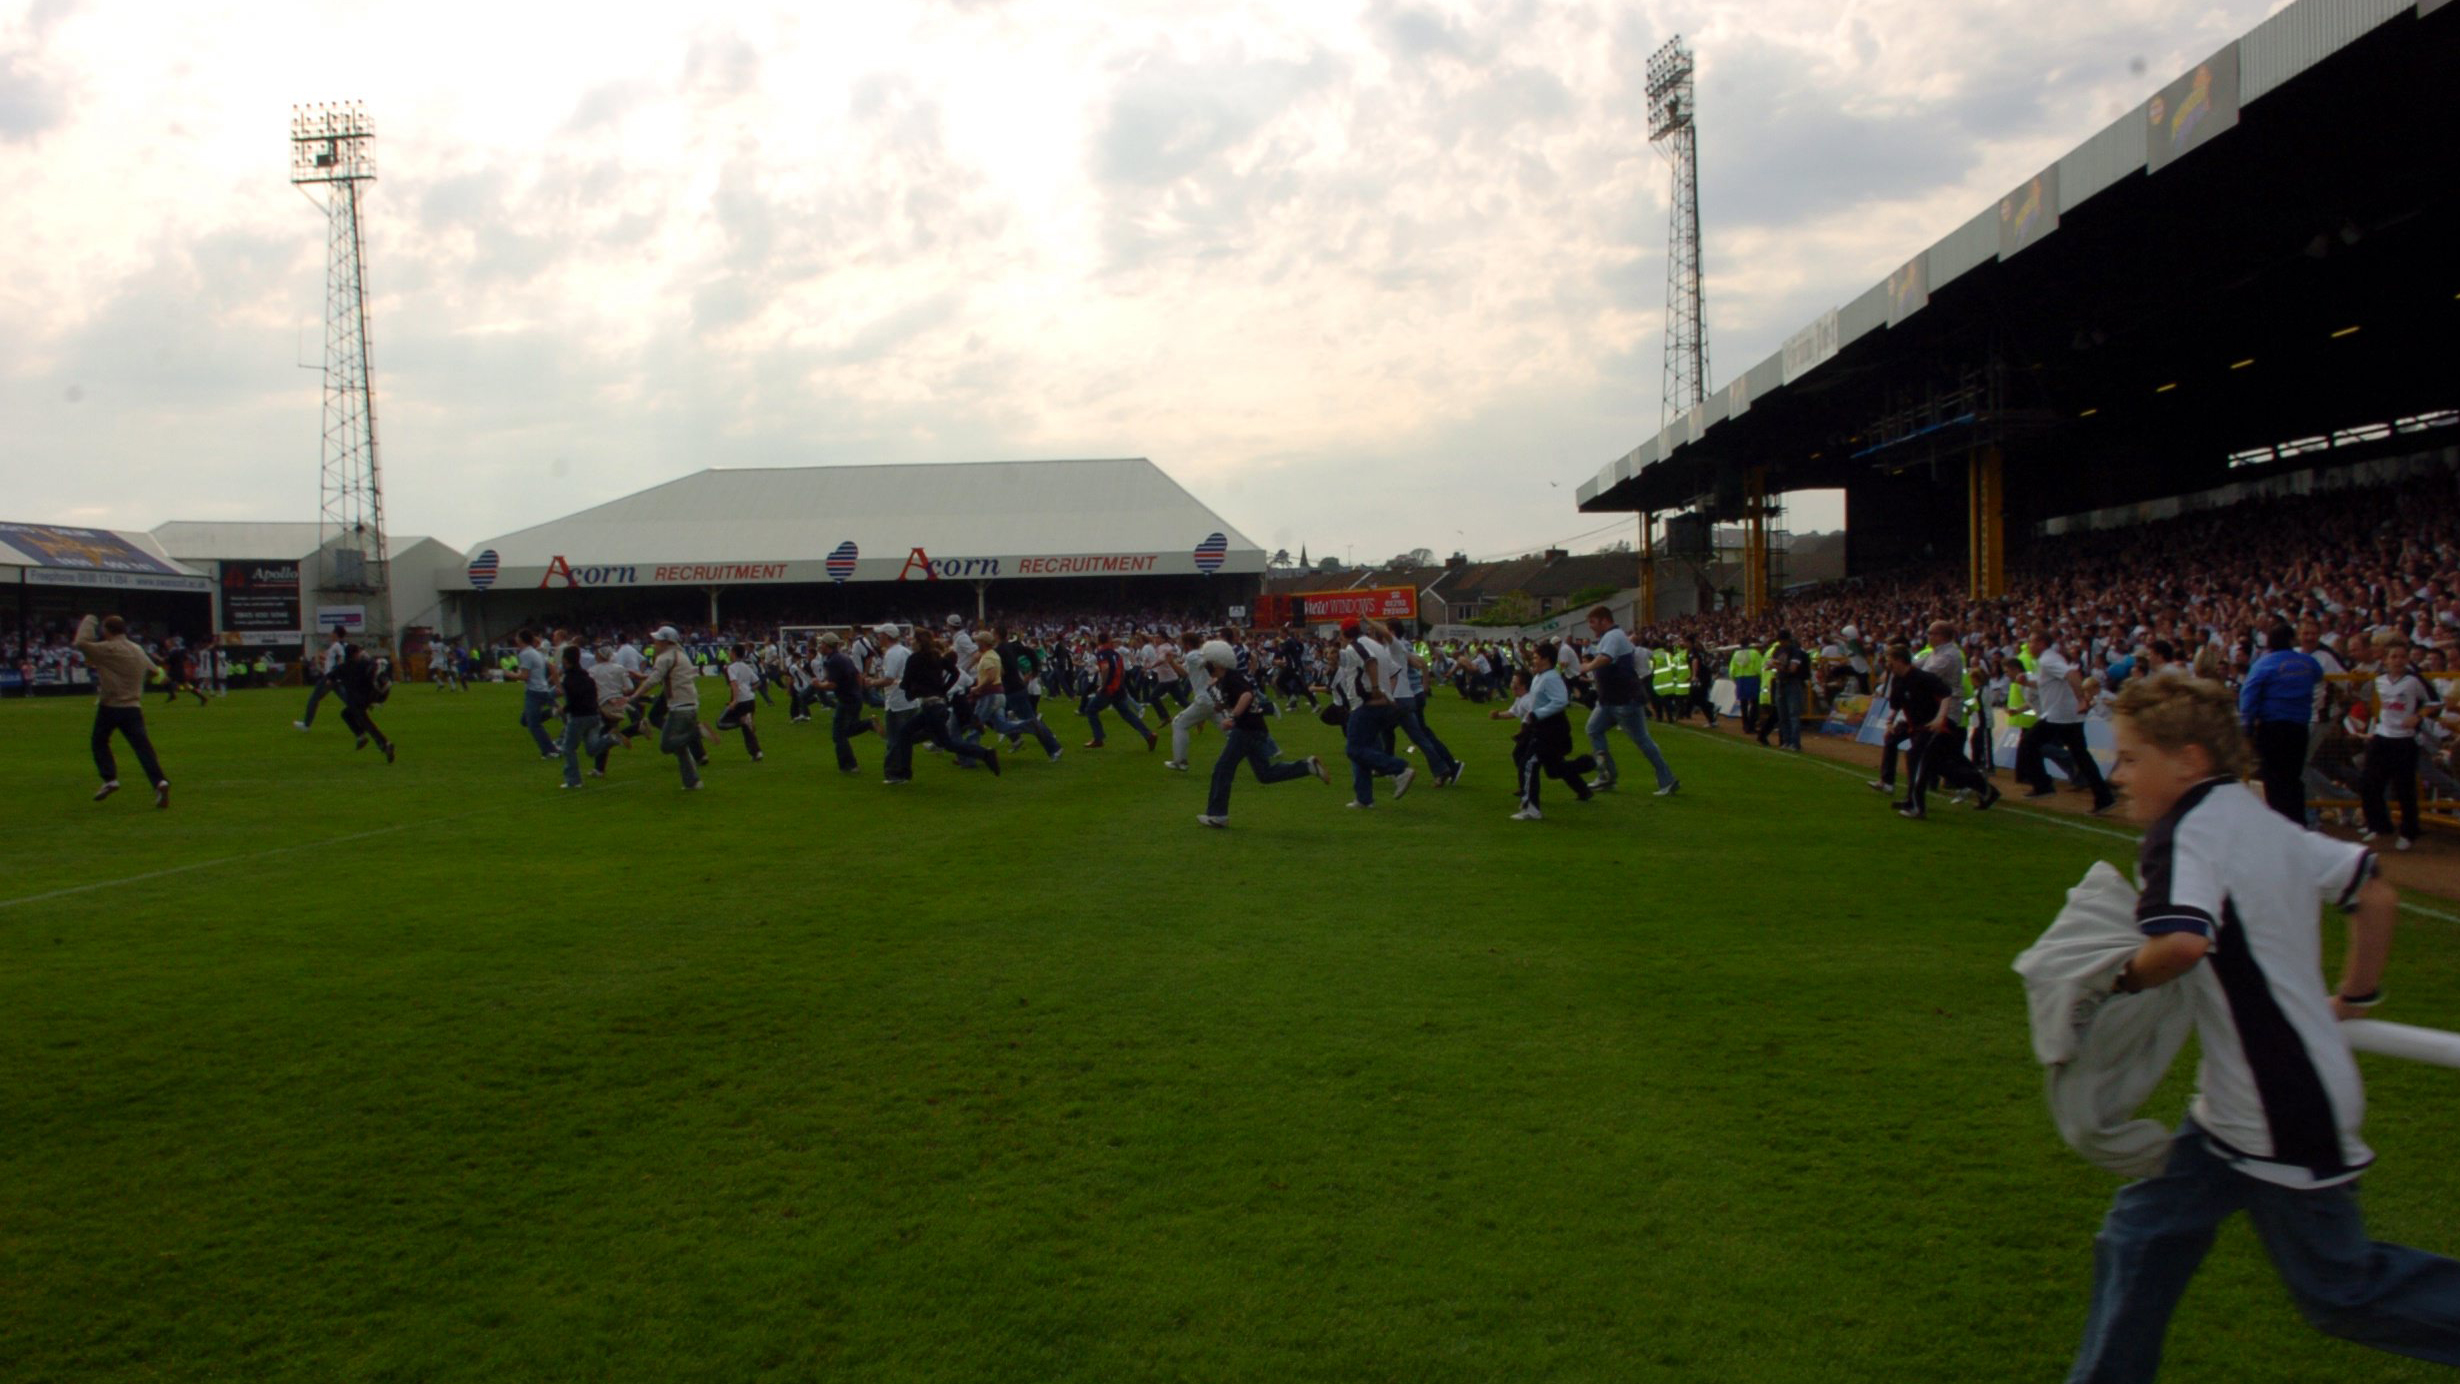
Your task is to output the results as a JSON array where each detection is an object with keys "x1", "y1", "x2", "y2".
[{"x1": 2, "y1": 686, "x2": 2454, "y2": 1382}]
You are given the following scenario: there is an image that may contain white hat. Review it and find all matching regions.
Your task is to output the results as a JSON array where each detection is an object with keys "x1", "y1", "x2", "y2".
[
  {"x1": 651, "y1": 625, "x2": 682, "y2": 643},
  {"x1": 874, "y1": 623, "x2": 899, "y2": 637},
  {"x1": 946, "y1": 613, "x2": 963, "y2": 628},
  {"x1": 1198, "y1": 639, "x2": 1234, "y2": 670}
]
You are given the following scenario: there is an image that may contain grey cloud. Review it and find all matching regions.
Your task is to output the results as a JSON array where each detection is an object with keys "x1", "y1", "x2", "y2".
[
  {"x1": 816, "y1": 291, "x2": 962, "y2": 365},
  {"x1": 33, "y1": 227, "x2": 312, "y2": 413},
  {"x1": 684, "y1": 29, "x2": 759, "y2": 97},
  {"x1": 0, "y1": 2, "x2": 75, "y2": 146},
  {"x1": 1096, "y1": 49, "x2": 1340, "y2": 189},
  {"x1": 563, "y1": 79, "x2": 655, "y2": 135},
  {"x1": 691, "y1": 275, "x2": 755, "y2": 335},
  {"x1": 419, "y1": 168, "x2": 509, "y2": 233},
  {"x1": 1369, "y1": 0, "x2": 1486, "y2": 63}
]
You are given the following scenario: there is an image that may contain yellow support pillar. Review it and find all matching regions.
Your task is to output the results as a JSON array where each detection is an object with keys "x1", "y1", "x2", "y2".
[
  {"x1": 1743, "y1": 468, "x2": 1771, "y2": 617},
  {"x1": 1640, "y1": 512, "x2": 1657, "y2": 627},
  {"x1": 1969, "y1": 445, "x2": 2006, "y2": 599}
]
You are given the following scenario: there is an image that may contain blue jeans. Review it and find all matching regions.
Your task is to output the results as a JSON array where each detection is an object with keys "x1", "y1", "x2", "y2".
[
  {"x1": 2069, "y1": 1120, "x2": 2460, "y2": 1382},
  {"x1": 978, "y1": 692, "x2": 1061, "y2": 757},
  {"x1": 1207, "y1": 727, "x2": 1311, "y2": 817},
  {"x1": 300, "y1": 672, "x2": 335, "y2": 726},
  {"x1": 1585, "y1": 702, "x2": 1676, "y2": 789},
  {"x1": 559, "y1": 712, "x2": 607, "y2": 786},
  {"x1": 1396, "y1": 696, "x2": 1459, "y2": 779},
  {"x1": 1774, "y1": 683, "x2": 1805, "y2": 750},
  {"x1": 1343, "y1": 703, "x2": 1409, "y2": 802},
  {"x1": 886, "y1": 703, "x2": 994, "y2": 778},
  {"x1": 658, "y1": 707, "x2": 703, "y2": 787},
  {"x1": 1082, "y1": 692, "x2": 1150, "y2": 745},
  {"x1": 520, "y1": 688, "x2": 558, "y2": 755},
  {"x1": 830, "y1": 699, "x2": 873, "y2": 770}
]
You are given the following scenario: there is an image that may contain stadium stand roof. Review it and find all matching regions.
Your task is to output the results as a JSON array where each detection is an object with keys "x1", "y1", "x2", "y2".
[
  {"x1": 457, "y1": 460, "x2": 1265, "y2": 591},
  {"x1": 152, "y1": 521, "x2": 441, "y2": 561},
  {"x1": 0, "y1": 522, "x2": 210, "y2": 593},
  {"x1": 1580, "y1": 0, "x2": 2458, "y2": 554}
]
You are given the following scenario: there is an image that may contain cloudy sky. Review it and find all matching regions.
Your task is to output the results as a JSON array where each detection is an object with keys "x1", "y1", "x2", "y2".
[{"x1": 2, "y1": 0, "x2": 2286, "y2": 562}]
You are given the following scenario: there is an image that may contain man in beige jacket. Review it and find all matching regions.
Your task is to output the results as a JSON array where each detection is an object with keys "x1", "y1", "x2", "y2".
[{"x1": 75, "y1": 613, "x2": 171, "y2": 807}]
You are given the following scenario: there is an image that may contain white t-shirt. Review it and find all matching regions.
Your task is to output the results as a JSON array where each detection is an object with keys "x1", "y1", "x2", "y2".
[
  {"x1": 727, "y1": 660, "x2": 760, "y2": 705},
  {"x1": 517, "y1": 646, "x2": 552, "y2": 692},
  {"x1": 879, "y1": 644, "x2": 912, "y2": 712},
  {"x1": 2372, "y1": 672, "x2": 2439, "y2": 739},
  {"x1": 1919, "y1": 645, "x2": 1967, "y2": 726},
  {"x1": 2031, "y1": 647, "x2": 2083, "y2": 724},
  {"x1": 1352, "y1": 637, "x2": 1389, "y2": 701},
  {"x1": 614, "y1": 643, "x2": 644, "y2": 674},
  {"x1": 1153, "y1": 642, "x2": 1181, "y2": 682},
  {"x1": 2307, "y1": 647, "x2": 2346, "y2": 721},
  {"x1": 2136, "y1": 778, "x2": 2377, "y2": 1187},
  {"x1": 588, "y1": 662, "x2": 634, "y2": 707},
  {"x1": 1334, "y1": 644, "x2": 1367, "y2": 704}
]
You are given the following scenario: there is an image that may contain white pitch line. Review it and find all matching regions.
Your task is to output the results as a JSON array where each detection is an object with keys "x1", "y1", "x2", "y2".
[
  {"x1": 0, "y1": 821, "x2": 416, "y2": 910},
  {"x1": 0, "y1": 778, "x2": 645, "y2": 912},
  {"x1": 1660, "y1": 722, "x2": 2459, "y2": 923}
]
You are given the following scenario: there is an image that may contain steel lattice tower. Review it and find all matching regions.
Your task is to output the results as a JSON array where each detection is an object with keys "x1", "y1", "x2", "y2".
[
  {"x1": 1648, "y1": 38, "x2": 1708, "y2": 425},
  {"x1": 291, "y1": 102, "x2": 392, "y2": 652}
]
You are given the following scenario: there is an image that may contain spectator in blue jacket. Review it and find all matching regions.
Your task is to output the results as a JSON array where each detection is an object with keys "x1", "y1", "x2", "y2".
[{"x1": 2238, "y1": 621, "x2": 2322, "y2": 823}]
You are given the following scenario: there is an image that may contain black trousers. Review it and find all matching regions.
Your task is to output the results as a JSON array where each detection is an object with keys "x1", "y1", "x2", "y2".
[
  {"x1": 2250, "y1": 720, "x2": 2308, "y2": 823},
  {"x1": 1906, "y1": 730, "x2": 1989, "y2": 814},
  {"x1": 716, "y1": 699, "x2": 761, "y2": 757},
  {"x1": 2018, "y1": 720, "x2": 2114, "y2": 808},
  {"x1": 1878, "y1": 726, "x2": 1914, "y2": 786},
  {"x1": 91, "y1": 704, "x2": 167, "y2": 786},
  {"x1": 1513, "y1": 716, "x2": 1595, "y2": 810},
  {"x1": 342, "y1": 703, "x2": 390, "y2": 752},
  {"x1": 2358, "y1": 734, "x2": 2421, "y2": 841},
  {"x1": 830, "y1": 699, "x2": 873, "y2": 770}
]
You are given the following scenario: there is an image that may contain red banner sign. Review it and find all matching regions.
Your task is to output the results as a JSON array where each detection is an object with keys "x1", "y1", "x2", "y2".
[{"x1": 1302, "y1": 586, "x2": 1417, "y2": 621}]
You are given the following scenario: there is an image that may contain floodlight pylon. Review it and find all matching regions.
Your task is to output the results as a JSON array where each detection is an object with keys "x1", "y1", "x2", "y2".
[
  {"x1": 1647, "y1": 38, "x2": 1709, "y2": 427},
  {"x1": 291, "y1": 102, "x2": 392, "y2": 652}
]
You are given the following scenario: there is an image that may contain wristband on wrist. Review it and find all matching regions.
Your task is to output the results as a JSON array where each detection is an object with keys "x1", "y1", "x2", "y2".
[
  {"x1": 2114, "y1": 960, "x2": 2143, "y2": 995},
  {"x1": 2337, "y1": 988, "x2": 2383, "y2": 1007}
]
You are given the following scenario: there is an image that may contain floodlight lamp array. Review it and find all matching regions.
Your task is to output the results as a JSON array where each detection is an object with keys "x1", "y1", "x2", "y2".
[{"x1": 290, "y1": 101, "x2": 376, "y2": 184}]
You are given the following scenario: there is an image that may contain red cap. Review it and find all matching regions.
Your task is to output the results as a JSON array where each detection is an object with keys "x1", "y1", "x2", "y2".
[{"x1": 1339, "y1": 617, "x2": 1361, "y2": 634}]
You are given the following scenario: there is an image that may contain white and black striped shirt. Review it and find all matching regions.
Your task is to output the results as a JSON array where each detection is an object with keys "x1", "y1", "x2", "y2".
[{"x1": 2137, "y1": 777, "x2": 2377, "y2": 1188}]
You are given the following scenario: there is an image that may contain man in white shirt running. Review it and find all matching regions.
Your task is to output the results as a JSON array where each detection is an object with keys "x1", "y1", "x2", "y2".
[
  {"x1": 715, "y1": 644, "x2": 764, "y2": 761},
  {"x1": 643, "y1": 626, "x2": 706, "y2": 789},
  {"x1": 513, "y1": 630, "x2": 559, "y2": 758},
  {"x1": 1577, "y1": 608, "x2": 1679, "y2": 796},
  {"x1": 294, "y1": 629, "x2": 348, "y2": 730},
  {"x1": 1335, "y1": 619, "x2": 1414, "y2": 808}
]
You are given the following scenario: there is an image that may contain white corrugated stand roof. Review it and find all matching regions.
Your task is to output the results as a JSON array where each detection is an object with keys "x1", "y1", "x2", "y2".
[
  {"x1": 464, "y1": 459, "x2": 1264, "y2": 578},
  {"x1": 153, "y1": 521, "x2": 437, "y2": 560}
]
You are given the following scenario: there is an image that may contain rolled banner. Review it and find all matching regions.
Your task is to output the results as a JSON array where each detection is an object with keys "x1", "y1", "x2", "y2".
[{"x1": 2344, "y1": 1019, "x2": 2460, "y2": 1070}]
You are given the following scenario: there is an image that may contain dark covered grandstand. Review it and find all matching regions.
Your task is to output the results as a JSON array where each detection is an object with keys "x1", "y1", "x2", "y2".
[{"x1": 1581, "y1": 0, "x2": 2458, "y2": 605}]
